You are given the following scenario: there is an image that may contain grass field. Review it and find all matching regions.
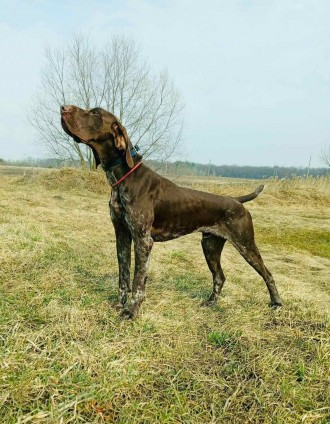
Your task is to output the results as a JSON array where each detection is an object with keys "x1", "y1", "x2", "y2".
[{"x1": 0, "y1": 167, "x2": 329, "y2": 423}]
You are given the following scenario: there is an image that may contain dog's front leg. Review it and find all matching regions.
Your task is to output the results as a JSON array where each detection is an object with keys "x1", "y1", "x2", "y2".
[
  {"x1": 121, "y1": 233, "x2": 153, "y2": 319},
  {"x1": 113, "y1": 224, "x2": 132, "y2": 307}
]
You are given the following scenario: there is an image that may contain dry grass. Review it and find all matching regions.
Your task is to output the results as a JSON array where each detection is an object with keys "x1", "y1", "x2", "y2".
[{"x1": 0, "y1": 168, "x2": 329, "y2": 423}]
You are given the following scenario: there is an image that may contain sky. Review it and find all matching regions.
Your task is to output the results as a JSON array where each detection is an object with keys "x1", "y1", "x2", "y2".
[{"x1": 1, "y1": 0, "x2": 330, "y2": 167}]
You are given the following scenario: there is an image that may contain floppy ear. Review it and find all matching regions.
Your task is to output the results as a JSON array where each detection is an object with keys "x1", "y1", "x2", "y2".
[
  {"x1": 111, "y1": 122, "x2": 134, "y2": 168},
  {"x1": 91, "y1": 146, "x2": 101, "y2": 168}
]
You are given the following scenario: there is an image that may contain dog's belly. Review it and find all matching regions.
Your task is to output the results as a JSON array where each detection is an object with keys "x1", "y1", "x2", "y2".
[
  {"x1": 151, "y1": 210, "x2": 226, "y2": 242},
  {"x1": 151, "y1": 226, "x2": 194, "y2": 242}
]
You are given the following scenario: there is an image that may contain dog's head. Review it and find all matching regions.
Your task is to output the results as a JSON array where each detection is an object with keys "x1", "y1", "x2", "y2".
[{"x1": 61, "y1": 105, "x2": 134, "y2": 169}]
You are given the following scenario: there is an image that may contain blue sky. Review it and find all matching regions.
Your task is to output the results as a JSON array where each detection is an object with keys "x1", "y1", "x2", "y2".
[{"x1": 1, "y1": 0, "x2": 330, "y2": 166}]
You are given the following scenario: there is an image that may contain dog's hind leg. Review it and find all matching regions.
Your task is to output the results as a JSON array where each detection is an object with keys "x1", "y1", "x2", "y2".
[
  {"x1": 201, "y1": 233, "x2": 227, "y2": 306},
  {"x1": 235, "y1": 242, "x2": 282, "y2": 307},
  {"x1": 229, "y1": 212, "x2": 283, "y2": 307}
]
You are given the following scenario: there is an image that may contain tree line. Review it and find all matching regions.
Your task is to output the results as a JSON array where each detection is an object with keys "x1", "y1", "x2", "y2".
[
  {"x1": 149, "y1": 160, "x2": 329, "y2": 179},
  {"x1": 1, "y1": 157, "x2": 328, "y2": 179}
]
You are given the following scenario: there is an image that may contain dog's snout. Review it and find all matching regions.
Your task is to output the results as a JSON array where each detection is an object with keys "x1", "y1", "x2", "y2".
[{"x1": 61, "y1": 105, "x2": 74, "y2": 114}]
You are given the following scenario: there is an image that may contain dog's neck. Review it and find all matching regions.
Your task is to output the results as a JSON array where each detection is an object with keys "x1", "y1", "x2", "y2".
[{"x1": 105, "y1": 153, "x2": 142, "y2": 187}]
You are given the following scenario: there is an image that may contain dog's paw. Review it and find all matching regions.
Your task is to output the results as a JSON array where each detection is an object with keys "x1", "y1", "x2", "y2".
[
  {"x1": 120, "y1": 307, "x2": 136, "y2": 320},
  {"x1": 269, "y1": 301, "x2": 283, "y2": 309},
  {"x1": 200, "y1": 299, "x2": 217, "y2": 307},
  {"x1": 113, "y1": 302, "x2": 124, "y2": 312}
]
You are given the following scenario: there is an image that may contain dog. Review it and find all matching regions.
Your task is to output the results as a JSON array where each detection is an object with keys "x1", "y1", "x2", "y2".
[{"x1": 61, "y1": 105, "x2": 282, "y2": 318}]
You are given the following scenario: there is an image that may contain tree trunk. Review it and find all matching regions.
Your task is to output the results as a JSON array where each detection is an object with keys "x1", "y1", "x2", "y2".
[{"x1": 76, "y1": 145, "x2": 86, "y2": 171}]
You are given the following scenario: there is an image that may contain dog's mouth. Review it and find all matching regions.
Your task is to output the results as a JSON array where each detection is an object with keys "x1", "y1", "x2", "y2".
[
  {"x1": 61, "y1": 110, "x2": 71, "y2": 118},
  {"x1": 61, "y1": 114, "x2": 92, "y2": 144},
  {"x1": 61, "y1": 113, "x2": 73, "y2": 136}
]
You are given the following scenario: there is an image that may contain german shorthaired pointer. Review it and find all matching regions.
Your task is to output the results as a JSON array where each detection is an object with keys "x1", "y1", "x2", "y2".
[{"x1": 61, "y1": 106, "x2": 282, "y2": 319}]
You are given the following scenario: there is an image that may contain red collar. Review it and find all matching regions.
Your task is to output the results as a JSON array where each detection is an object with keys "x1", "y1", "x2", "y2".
[{"x1": 112, "y1": 161, "x2": 142, "y2": 187}]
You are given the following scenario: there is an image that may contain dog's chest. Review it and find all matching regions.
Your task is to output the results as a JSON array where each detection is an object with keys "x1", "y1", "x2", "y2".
[
  {"x1": 109, "y1": 189, "x2": 130, "y2": 222},
  {"x1": 109, "y1": 190, "x2": 121, "y2": 215}
]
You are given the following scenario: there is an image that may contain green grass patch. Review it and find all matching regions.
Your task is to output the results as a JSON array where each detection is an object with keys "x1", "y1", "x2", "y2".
[
  {"x1": 207, "y1": 331, "x2": 239, "y2": 349},
  {"x1": 259, "y1": 227, "x2": 330, "y2": 258}
]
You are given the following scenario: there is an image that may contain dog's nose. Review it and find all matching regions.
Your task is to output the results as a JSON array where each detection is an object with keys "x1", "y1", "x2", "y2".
[{"x1": 61, "y1": 105, "x2": 74, "y2": 113}]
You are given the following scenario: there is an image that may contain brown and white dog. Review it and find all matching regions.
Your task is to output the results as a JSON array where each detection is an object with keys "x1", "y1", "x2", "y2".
[{"x1": 61, "y1": 105, "x2": 282, "y2": 319}]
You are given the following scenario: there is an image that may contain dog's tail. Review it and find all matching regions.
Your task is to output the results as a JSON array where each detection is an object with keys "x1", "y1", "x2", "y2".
[{"x1": 234, "y1": 185, "x2": 264, "y2": 203}]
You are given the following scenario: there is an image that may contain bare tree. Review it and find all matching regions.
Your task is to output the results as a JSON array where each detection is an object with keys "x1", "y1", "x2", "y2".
[
  {"x1": 320, "y1": 143, "x2": 330, "y2": 167},
  {"x1": 28, "y1": 34, "x2": 184, "y2": 170}
]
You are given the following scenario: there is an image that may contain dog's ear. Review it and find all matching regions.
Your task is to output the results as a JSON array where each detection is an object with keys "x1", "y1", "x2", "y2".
[
  {"x1": 111, "y1": 121, "x2": 134, "y2": 168},
  {"x1": 91, "y1": 146, "x2": 101, "y2": 168}
]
